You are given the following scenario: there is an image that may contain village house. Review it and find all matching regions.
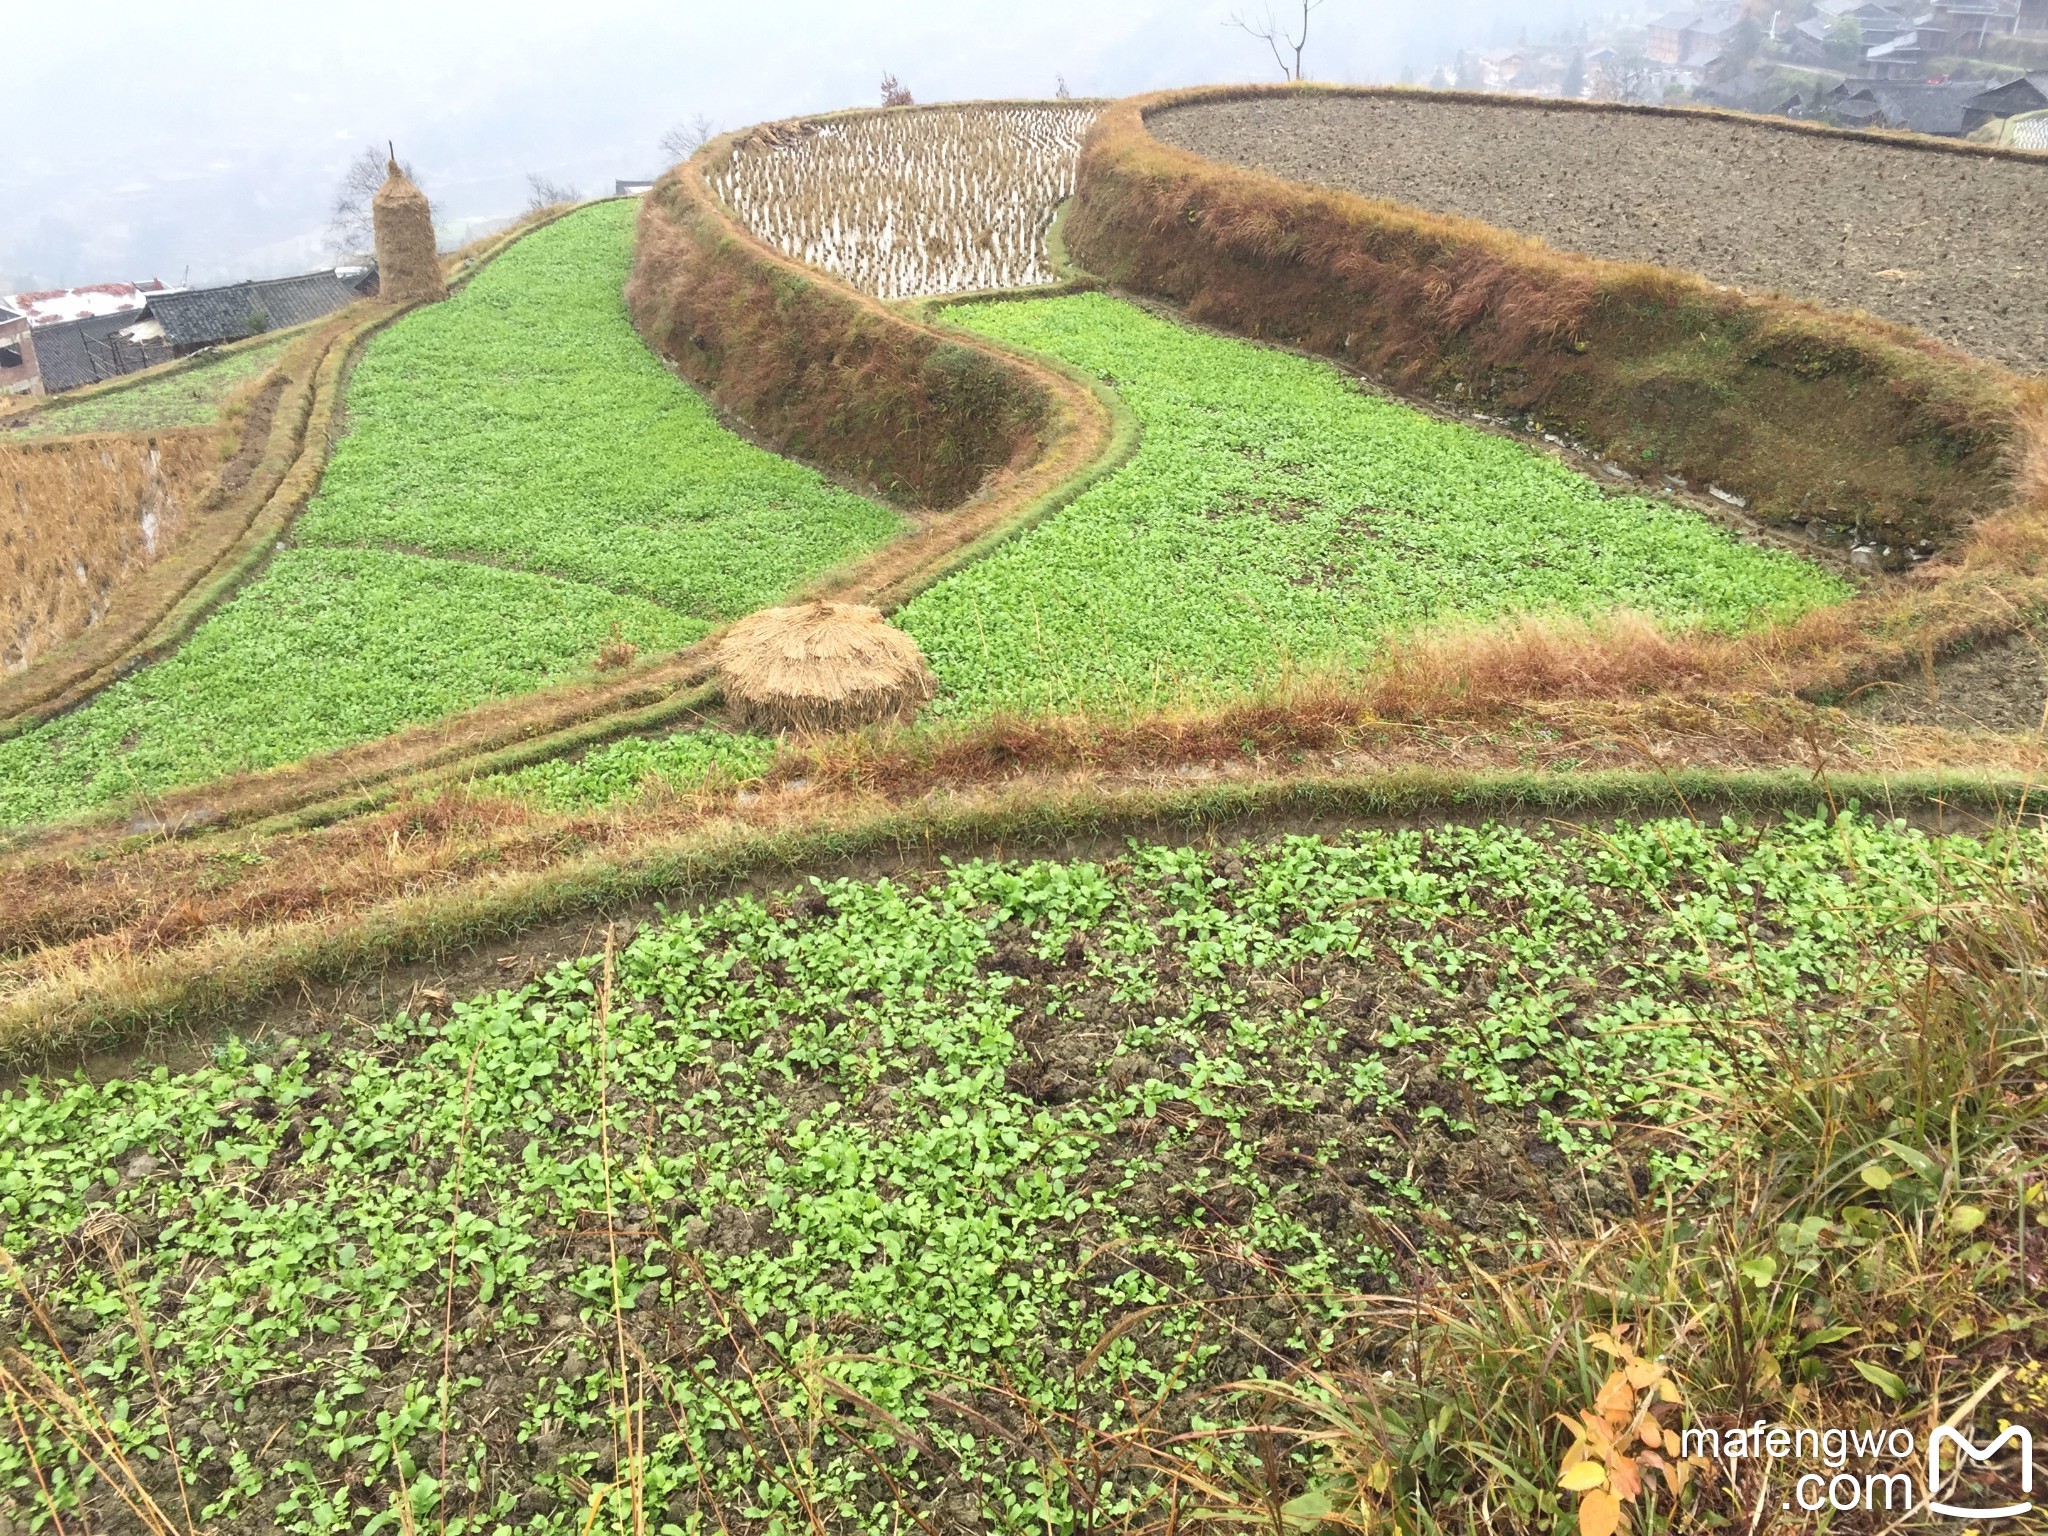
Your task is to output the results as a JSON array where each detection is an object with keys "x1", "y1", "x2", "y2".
[
  {"x1": 1, "y1": 267, "x2": 376, "y2": 395},
  {"x1": 1962, "y1": 69, "x2": 2048, "y2": 126},
  {"x1": 1819, "y1": 74, "x2": 2004, "y2": 129},
  {"x1": 0, "y1": 302, "x2": 34, "y2": 394},
  {"x1": 1932, "y1": 0, "x2": 2026, "y2": 50}
]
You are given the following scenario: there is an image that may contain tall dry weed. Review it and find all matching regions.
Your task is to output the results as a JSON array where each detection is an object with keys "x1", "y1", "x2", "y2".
[{"x1": 1362, "y1": 611, "x2": 1730, "y2": 719}]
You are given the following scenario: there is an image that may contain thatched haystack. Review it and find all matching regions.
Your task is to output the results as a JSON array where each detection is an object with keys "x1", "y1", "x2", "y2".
[
  {"x1": 716, "y1": 602, "x2": 938, "y2": 732},
  {"x1": 373, "y1": 154, "x2": 447, "y2": 304}
]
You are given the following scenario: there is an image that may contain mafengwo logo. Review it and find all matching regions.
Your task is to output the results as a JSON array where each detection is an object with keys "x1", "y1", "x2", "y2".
[{"x1": 1929, "y1": 1424, "x2": 2034, "y2": 1521}]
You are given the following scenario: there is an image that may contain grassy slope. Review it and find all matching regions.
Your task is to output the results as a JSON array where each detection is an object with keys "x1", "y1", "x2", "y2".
[
  {"x1": 477, "y1": 728, "x2": 777, "y2": 811},
  {"x1": 6, "y1": 336, "x2": 293, "y2": 437},
  {"x1": 298, "y1": 204, "x2": 900, "y2": 614},
  {"x1": 0, "y1": 811, "x2": 1998, "y2": 1534},
  {"x1": 0, "y1": 204, "x2": 900, "y2": 827},
  {"x1": 898, "y1": 295, "x2": 1848, "y2": 717}
]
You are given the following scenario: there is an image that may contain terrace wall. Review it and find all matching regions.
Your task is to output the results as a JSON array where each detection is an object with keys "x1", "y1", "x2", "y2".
[
  {"x1": 1065, "y1": 85, "x2": 2027, "y2": 546},
  {"x1": 627, "y1": 129, "x2": 1057, "y2": 510},
  {"x1": 1, "y1": 430, "x2": 221, "y2": 672}
]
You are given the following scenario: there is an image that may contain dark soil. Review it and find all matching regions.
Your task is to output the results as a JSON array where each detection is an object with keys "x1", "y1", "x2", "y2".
[
  {"x1": 213, "y1": 373, "x2": 288, "y2": 501},
  {"x1": 1851, "y1": 634, "x2": 2048, "y2": 733},
  {"x1": 1151, "y1": 95, "x2": 2048, "y2": 375}
]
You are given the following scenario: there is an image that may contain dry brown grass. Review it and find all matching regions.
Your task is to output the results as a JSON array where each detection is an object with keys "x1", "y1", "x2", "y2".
[
  {"x1": 716, "y1": 601, "x2": 937, "y2": 732},
  {"x1": 0, "y1": 430, "x2": 222, "y2": 672}
]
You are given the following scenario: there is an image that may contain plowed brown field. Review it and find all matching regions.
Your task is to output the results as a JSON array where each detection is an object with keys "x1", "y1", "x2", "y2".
[{"x1": 1152, "y1": 93, "x2": 2048, "y2": 374}]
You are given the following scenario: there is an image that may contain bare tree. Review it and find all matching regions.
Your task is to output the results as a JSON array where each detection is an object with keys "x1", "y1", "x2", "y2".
[
  {"x1": 1599, "y1": 50, "x2": 1658, "y2": 103},
  {"x1": 659, "y1": 112, "x2": 717, "y2": 164},
  {"x1": 1225, "y1": 0, "x2": 1325, "y2": 81},
  {"x1": 1055, "y1": 72, "x2": 1072, "y2": 100},
  {"x1": 879, "y1": 72, "x2": 914, "y2": 107},
  {"x1": 524, "y1": 173, "x2": 581, "y2": 214},
  {"x1": 329, "y1": 144, "x2": 421, "y2": 254}
]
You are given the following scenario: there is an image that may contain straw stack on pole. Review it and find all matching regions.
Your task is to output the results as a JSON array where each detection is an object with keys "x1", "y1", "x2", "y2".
[
  {"x1": 372, "y1": 145, "x2": 446, "y2": 304},
  {"x1": 715, "y1": 602, "x2": 939, "y2": 732}
]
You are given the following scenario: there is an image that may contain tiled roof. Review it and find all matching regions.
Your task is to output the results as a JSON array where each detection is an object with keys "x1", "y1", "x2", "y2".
[
  {"x1": 28, "y1": 313, "x2": 168, "y2": 393},
  {"x1": 149, "y1": 271, "x2": 359, "y2": 349},
  {"x1": 1832, "y1": 77, "x2": 1999, "y2": 133}
]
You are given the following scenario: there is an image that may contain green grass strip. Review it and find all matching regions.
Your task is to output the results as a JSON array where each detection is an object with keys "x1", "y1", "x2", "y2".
[
  {"x1": 7, "y1": 334, "x2": 294, "y2": 437},
  {"x1": 0, "y1": 548, "x2": 703, "y2": 826},
  {"x1": 477, "y1": 728, "x2": 777, "y2": 811},
  {"x1": 899, "y1": 294, "x2": 1848, "y2": 717},
  {"x1": 295, "y1": 202, "x2": 902, "y2": 615}
]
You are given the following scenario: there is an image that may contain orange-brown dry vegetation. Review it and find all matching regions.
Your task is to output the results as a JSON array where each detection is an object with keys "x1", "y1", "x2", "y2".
[
  {"x1": 1, "y1": 430, "x2": 222, "y2": 672},
  {"x1": 0, "y1": 320, "x2": 349, "y2": 736}
]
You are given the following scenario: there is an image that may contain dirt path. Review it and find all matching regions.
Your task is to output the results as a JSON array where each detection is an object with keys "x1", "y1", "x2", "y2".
[{"x1": 1151, "y1": 93, "x2": 2048, "y2": 376}]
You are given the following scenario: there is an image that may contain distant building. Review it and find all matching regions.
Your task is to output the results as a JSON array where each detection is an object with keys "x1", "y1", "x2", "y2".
[
  {"x1": 8, "y1": 267, "x2": 376, "y2": 395},
  {"x1": 25, "y1": 312, "x2": 171, "y2": 394},
  {"x1": 1647, "y1": 6, "x2": 1745, "y2": 69},
  {"x1": 1933, "y1": 0, "x2": 2024, "y2": 52},
  {"x1": 1821, "y1": 76, "x2": 2004, "y2": 133},
  {"x1": 149, "y1": 270, "x2": 370, "y2": 353},
  {"x1": 1863, "y1": 23, "x2": 1953, "y2": 75},
  {"x1": 1792, "y1": 2, "x2": 1915, "y2": 65},
  {"x1": 0, "y1": 302, "x2": 34, "y2": 395},
  {"x1": 615, "y1": 179, "x2": 657, "y2": 196},
  {"x1": 2, "y1": 281, "x2": 162, "y2": 328},
  {"x1": 1962, "y1": 70, "x2": 2048, "y2": 130}
]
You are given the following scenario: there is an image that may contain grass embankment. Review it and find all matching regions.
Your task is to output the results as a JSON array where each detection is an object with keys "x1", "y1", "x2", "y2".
[
  {"x1": 0, "y1": 203, "x2": 901, "y2": 828},
  {"x1": 630, "y1": 131, "x2": 1061, "y2": 509},
  {"x1": 6, "y1": 336, "x2": 295, "y2": 438},
  {"x1": 898, "y1": 294, "x2": 1844, "y2": 716},
  {"x1": 7, "y1": 810, "x2": 2036, "y2": 1534},
  {"x1": 479, "y1": 730, "x2": 777, "y2": 812},
  {"x1": 1066, "y1": 86, "x2": 2021, "y2": 549}
]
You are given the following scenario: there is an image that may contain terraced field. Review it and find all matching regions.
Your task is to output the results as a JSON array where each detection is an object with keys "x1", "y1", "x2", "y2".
[
  {"x1": 713, "y1": 104, "x2": 1097, "y2": 298},
  {"x1": 1, "y1": 811, "x2": 1993, "y2": 1534},
  {"x1": 4, "y1": 92, "x2": 2044, "y2": 1536},
  {"x1": 0, "y1": 203, "x2": 900, "y2": 827},
  {"x1": 3, "y1": 335, "x2": 294, "y2": 438},
  {"x1": 1151, "y1": 92, "x2": 2048, "y2": 374},
  {"x1": 899, "y1": 294, "x2": 1845, "y2": 716}
]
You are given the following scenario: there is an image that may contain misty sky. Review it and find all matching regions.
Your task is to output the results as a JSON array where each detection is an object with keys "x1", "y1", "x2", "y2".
[{"x1": 6, "y1": 0, "x2": 1608, "y2": 292}]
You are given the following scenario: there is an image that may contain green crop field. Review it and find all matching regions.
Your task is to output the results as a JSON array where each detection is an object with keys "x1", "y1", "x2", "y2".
[
  {"x1": 478, "y1": 728, "x2": 778, "y2": 811},
  {"x1": 0, "y1": 810, "x2": 1995, "y2": 1534},
  {"x1": 293, "y1": 205, "x2": 899, "y2": 615},
  {"x1": 898, "y1": 294, "x2": 1848, "y2": 717},
  {"x1": 5, "y1": 335, "x2": 294, "y2": 438},
  {"x1": 0, "y1": 202, "x2": 901, "y2": 827},
  {"x1": 0, "y1": 551, "x2": 699, "y2": 826}
]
